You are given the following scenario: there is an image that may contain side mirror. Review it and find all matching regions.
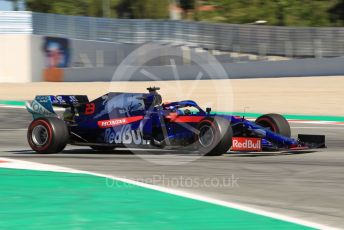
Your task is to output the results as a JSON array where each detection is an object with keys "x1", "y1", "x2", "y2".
[{"x1": 206, "y1": 107, "x2": 211, "y2": 114}]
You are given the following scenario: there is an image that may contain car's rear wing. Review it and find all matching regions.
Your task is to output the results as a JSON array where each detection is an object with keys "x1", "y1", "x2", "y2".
[{"x1": 26, "y1": 95, "x2": 89, "y2": 119}]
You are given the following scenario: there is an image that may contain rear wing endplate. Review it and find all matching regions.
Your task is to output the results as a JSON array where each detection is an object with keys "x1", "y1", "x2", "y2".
[{"x1": 26, "y1": 95, "x2": 89, "y2": 119}]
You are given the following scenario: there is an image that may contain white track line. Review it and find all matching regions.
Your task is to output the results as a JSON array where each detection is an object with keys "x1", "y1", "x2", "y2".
[
  {"x1": 0, "y1": 129, "x2": 27, "y2": 131},
  {"x1": 0, "y1": 105, "x2": 26, "y2": 109},
  {"x1": 292, "y1": 126, "x2": 344, "y2": 129},
  {"x1": 0, "y1": 157, "x2": 338, "y2": 230},
  {"x1": 244, "y1": 118, "x2": 344, "y2": 126}
]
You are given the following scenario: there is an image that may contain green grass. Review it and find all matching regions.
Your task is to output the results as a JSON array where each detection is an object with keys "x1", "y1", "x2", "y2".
[{"x1": 0, "y1": 168, "x2": 313, "y2": 230}]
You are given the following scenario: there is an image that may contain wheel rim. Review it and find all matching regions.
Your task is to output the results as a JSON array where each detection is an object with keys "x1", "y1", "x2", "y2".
[
  {"x1": 32, "y1": 125, "x2": 49, "y2": 146},
  {"x1": 199, "y1": 124, "x2": 215, "y2": 148}
]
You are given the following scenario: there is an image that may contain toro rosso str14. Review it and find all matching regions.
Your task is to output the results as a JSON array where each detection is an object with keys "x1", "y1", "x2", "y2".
[{"x1": 26, "y1": 87, "x2": 325, "y2": 155}]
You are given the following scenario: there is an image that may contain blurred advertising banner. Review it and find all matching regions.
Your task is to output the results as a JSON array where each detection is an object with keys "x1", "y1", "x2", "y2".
[{"x1": 42, "y1": 37, "x2": 70, "y2": 82}]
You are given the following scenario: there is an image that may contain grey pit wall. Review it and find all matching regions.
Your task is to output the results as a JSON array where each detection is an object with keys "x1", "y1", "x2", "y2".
[{"x1": 63, "y1": 57, "x2": 344, "y2": 82}]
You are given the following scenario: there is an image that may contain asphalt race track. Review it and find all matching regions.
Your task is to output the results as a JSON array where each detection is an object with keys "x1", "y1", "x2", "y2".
[{"x1": 1, "y1": 107, "x2": 344, "y2": 228}]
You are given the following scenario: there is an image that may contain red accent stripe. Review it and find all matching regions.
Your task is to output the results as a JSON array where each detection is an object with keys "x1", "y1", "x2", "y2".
[
  {"x1": 0, "y1": 160, "x2": 8, "y2": 163},
  {"x1": 289, "y1": 146, "x2": 309, "y2": 150},
  {"x1": 98, "y1": 116, "x2": 144, "y2": 128},
  {"x1": 167, "y1": 116, "x2": 204, "y2": 123}
]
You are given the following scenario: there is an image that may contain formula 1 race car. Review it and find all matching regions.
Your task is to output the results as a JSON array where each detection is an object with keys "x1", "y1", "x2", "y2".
[{"x1": 26, "y1": 87, "x2": 325, "y2": 155}]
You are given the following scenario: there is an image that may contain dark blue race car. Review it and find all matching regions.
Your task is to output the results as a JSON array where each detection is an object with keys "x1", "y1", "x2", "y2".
[{"x1": 26, "y1": 87, "x2": 325, "y2": 155}]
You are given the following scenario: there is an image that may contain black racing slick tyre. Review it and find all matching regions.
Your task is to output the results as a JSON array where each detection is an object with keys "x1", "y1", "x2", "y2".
[
  {"x1": 90, "y1": 146, "x2": 115, "y2": 151},
  {"x1": 27, "y1": 117, "x2": 69, "y2": 154},
  {"x1": 255, "y1": 113, "x2": 291, "y2": 137},
  {"x1": 196, "y1": 117, "x2": 233, "y2": 156}
]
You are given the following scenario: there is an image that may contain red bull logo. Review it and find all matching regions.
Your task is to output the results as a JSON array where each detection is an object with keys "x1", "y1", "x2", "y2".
[{"x1": 231, "y1": 137, "x2": 262, "y2": 151}]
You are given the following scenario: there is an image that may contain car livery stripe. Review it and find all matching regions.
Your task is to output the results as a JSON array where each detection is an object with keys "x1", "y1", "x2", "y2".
[
  {"x1": 98, "y1": 116, "x2": 144, "y2": 128},
  {"x1": 168, "y1": 116, "x2": 204, "y2": 123}
]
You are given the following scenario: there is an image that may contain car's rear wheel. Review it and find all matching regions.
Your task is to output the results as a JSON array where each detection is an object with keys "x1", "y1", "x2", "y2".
[
  {"x1": 255, "y1": 113, "x2": 291, "y2": 137},
  {"x1": 90, "y1": 146, "x2": 115, "y2": 152},
  {"x1": 28, "y1": 117, "x2": 69, "y2": 154},
  {"x1": 197, "y1": 117, "x2": 233, "y2": 156}
]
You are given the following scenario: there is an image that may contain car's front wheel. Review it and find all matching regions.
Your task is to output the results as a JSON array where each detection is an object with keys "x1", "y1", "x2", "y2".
[
  {"x1": 27, "y1": 117, "x2": 69, "y2": 154},
  {"x1": 255, "y1": 113, "x2": 291, "y2": 137}
]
